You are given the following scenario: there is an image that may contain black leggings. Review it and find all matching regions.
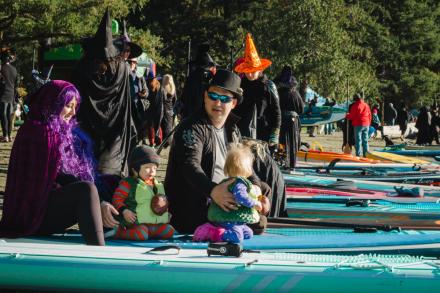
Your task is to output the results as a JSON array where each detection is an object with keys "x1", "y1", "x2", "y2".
[
  {"x1": 37, "y1": 182, "x2": 105, "y2": 246},
  {"x1": 0, "y1": 102, "x2": 13, "y2": 138}
]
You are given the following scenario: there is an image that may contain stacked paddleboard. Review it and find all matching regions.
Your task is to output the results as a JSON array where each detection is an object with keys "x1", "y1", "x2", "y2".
[
  {"x1": 300, "y1": 106, "x2": 346, "y2": 126},
  {"x1": 376, "y1": 145, "x2": 440, "y2": 157}
]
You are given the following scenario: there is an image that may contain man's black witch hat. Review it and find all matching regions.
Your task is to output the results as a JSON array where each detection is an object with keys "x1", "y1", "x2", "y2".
[
  {"x1": 189, "y1": 44, "x2": 219, "y2": 68},
  {"x1": 81, "y1": 8, "x2": 120, "y2": 59}
]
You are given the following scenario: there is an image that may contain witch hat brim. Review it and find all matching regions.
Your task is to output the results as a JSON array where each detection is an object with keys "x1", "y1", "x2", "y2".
[
  {"x1": 189, "y1": 44, "x2": 219, "y2": 67},
  {"x1": 117, "y1": 19, "x2": 143, "y2": 59},
  {"x1": 234, "y1": 59, "x2": 271, "y2": 73},
  {"x1": 113, "y1": 38, "x2": 143, "y2": 59},
  {"x1": 127, "y1": 42, "x2": 143, "y2": 59},
  {"x1": 188, "y1": 52, "x2": 219, "y2": 67}
]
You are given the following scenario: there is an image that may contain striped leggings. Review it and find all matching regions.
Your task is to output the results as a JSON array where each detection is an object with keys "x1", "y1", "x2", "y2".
[{"x1": 115, "y1": 223, "x2": 175, "y2": 241}]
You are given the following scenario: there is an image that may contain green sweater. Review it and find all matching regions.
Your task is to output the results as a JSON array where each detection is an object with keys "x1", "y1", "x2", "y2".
[{"x1": 121, "y1": 177, "x2": 169, "y2": 225}]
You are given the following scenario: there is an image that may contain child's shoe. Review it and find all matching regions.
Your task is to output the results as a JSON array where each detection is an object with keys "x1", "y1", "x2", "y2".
[{"x1": 242, "y1": 225, "x2": 254, "y2": 240}]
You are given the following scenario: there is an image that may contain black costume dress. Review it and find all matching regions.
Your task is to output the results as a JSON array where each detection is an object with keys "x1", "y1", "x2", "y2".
[
  {"x1": 74, "y1": 59, "x2": 137, "y2": 177},
  {"x1": 277, "y1": 82, "x2": 304, "y2": 168}
]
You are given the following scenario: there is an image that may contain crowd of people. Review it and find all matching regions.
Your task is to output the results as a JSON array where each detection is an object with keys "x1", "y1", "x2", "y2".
[
  {"x1": 0, "y1": 9, "x2": 437, "y2": 246},
  {"x1": 0, "y1": 11, "x2": 283, "y2": 246}
]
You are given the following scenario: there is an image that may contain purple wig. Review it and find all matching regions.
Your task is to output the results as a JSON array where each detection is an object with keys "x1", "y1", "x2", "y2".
[{"x1": 29, "y1": 80, "x2": 96, "y2": 182}]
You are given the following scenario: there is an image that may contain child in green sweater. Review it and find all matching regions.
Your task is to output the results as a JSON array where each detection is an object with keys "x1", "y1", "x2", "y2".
[
  {"x1": 111, "y1": 146, "x2": 174, "y2": 240},
  {"x1": 193, "y1": 143, "x2": 270, "y2": 243}
]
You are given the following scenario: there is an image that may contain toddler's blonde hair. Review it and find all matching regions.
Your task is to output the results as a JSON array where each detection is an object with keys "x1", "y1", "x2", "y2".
[{"x1": 224, "y1": 143, "x2": 254, "y2": 178}]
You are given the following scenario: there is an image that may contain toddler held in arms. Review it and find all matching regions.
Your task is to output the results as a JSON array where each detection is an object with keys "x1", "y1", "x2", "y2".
[
  {"x1": 110, "y1": 146, "x2": 174, "y2": 240},
  {"x1": 193, "y1": 143, "x2": 270, "y2": 243}
]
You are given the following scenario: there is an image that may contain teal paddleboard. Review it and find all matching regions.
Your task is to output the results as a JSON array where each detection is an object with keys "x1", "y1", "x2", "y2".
[
  {"x1": 2, "y1": 228, "x2": 440, "y2": 292},
  {"x1": 286, "y1": 199, "x2": 440, "y2": 229}
]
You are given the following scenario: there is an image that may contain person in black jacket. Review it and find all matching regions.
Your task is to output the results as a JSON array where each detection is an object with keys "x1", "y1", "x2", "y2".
[
  {"x1": 128, "y1": 57, "x2": 149, "y2": 143},
  {"x1": 165, "y1": 69, "x2": 285, "y2": 234},
  {"x1": 430, "y1": 106, "x2": 440, "y2": 144},
  {"x1": 233, "y1": 33, "x2": 281, "y2": 151},
  {"x1": 384, "y1": 102, "x2": 398, "y2": 126},
  {"x1": 396, "y1": 103, "x2": 410, "y2": 140},
  {"x1": 342, "y1": 101, "x2": 356, "y2": 152},
  {"x1": 415, "y1": 106, "x2": 431, "y2": 145},
  {"x1": 0, "y1": 51, "x2": 18, "y2": 142},
  {"x1": 146, "y1": 74, "x2": 164, "y2": 147},
  {"x1": 160, "y1": 74, "x2": 177, "y2": 148},
  {"x1": 274, "y1": 65, "x2": 304, "y2": 168}
]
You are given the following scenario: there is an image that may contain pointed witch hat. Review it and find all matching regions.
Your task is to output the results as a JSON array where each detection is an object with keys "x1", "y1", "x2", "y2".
[
  {"x1": 81, "y1": 8, "x2": 120, "y2": 59},
  {"x1": 234, "y1": 33, "x2": 271, "y2": 73},
  {"x1": 189, "y1": 43, "x2": 218, "y2": 68},
  {"x1": 113, "y1": 20, "x2": 143, "y2": 59}
]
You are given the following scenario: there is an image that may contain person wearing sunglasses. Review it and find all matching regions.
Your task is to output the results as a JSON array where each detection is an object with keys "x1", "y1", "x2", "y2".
[{"x1": 165, "y1": 69, "x2": 279, "y2": 236}]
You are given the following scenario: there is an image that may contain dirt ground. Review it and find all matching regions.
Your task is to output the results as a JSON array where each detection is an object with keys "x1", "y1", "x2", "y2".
[{"x1": 0, "y1": 127, "x2": 389, "y2": 218}]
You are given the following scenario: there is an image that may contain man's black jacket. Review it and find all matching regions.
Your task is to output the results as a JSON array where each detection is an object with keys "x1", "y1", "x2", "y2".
[{"x1": 164, "y1": 110, "x2": 241, "y2": 233}]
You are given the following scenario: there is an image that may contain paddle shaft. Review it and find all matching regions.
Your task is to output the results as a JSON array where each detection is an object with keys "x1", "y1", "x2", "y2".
[{"x1": 268, "y1": 217, "x2": 401, "y2": 232}]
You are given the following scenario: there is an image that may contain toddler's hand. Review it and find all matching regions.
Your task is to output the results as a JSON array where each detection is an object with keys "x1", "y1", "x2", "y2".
[
  {"x1": 258, "y1": 195, "x2": 271, "y2": 216},
  {"x1": 151, "y1": 194, "x2": 169, "y2": 215},
  {"x1": 123, "y1": 209, "x2": 137, "y2": 224},
  {"x1": 254, "y1": 201, "x2": 263, "y2": 212}
]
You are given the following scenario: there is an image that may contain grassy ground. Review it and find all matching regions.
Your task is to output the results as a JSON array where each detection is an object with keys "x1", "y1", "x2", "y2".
[{"x1": 0, "y1": 127, "x2": 389, "y2": 218}]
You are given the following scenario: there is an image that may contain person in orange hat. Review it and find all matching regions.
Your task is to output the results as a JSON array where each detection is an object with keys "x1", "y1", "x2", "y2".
[{"x1": 233, "y1": 33, "x2": 281, "y2": 152}]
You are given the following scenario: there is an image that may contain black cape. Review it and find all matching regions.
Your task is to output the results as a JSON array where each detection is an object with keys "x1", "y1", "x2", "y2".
[
  {"x1": 74, "y1": 59, "x2": 137, "y2": 177},
  {"x1": 277, "y1": 83, "x2": 304, "y2": 168},
  {"x1": 252, "y1": 144, "x2": 287, "y2": 218}
]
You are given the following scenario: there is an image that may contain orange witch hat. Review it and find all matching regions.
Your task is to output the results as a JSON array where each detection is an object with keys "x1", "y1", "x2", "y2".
[{"x1": 234, "y1": 33, "x2": 272, "y2": 73}]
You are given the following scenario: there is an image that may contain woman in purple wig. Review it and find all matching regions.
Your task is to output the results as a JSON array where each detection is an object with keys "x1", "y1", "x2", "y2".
[{"x1": 0, "y1": 80, "x2": 105, "y2": 245}]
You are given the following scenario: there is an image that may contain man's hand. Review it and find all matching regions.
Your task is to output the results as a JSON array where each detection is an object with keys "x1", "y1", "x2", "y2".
[
  {"x1": 210, "y1": 179, "x2": 237, "y2": 212},
  {"x1": 123, "y1": 209, "x2": 137, "y2": 224},
  {"x1": 100, "y1": 201, "x2": 119, "y2": 228}
]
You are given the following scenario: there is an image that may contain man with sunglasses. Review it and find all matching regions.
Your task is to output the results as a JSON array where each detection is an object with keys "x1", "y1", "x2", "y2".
[{"x1": 165, "y1": 69, "x2": 275, "y2": 234}]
